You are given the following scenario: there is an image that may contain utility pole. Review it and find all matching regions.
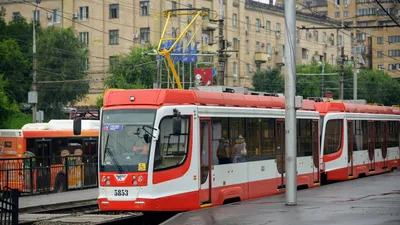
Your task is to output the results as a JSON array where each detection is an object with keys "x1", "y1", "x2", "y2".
[
  {"x1": 284, "y1": 0, "x2": 297, "y2": 206},
  {"x1": 30, "y1": 0, "x2": 41, "y2": 123},
  {"x1": 217, "y1": 0, "x2": 225, "y2": 86},
  {"x1": 352, "y1": 36, "x2": 358, "y2": 100},
  {"x1": 339, "y1": 46, "x2": 345, "y2": 100}
]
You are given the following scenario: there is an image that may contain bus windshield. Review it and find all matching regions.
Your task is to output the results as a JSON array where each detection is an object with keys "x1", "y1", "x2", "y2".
[{"x1": 100, "y1": 109, "x2": 156, "y2": 172}]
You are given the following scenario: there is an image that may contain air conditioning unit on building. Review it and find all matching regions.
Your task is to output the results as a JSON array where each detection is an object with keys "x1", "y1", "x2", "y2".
[
  {"x1": 133, "y1": 33, "x2": 139, "y2": 39},
  {"x1": 47, "y1": 22, "x2": 53, "y2": 27},
  {"x1": 275, "y1": 31, "x2": 281, "y2": 38},
  {"x1": 72, "y1": 13, "x2": 78, "y2": 19},
  {"x1": 233, "y1": 74, "x2": 238, "y2": 81},
  {"x1": 47, "y1": 12, "x2": 52, "y2": 19}
]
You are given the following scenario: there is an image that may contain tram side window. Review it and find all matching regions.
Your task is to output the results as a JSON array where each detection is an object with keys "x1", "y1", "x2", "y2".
[
  {"x1": 212, "y1": 118, "x2": 229, "y2": 165},
  {"x1": 353, "y1": 120, "x2": 362, "y2": 151},
  {"x1": 26, "y1": 139, "x2": 36, "y2": 156},
  {"x1": 229, "y1": 118, "x2": 246, "y2": 163},
  {"x1": 298, "y1": 119, "x2": 312, "y2": 157},
  {"x1": 154, "y1": 116, "x2": 190, "y2": 170},
  {"x1": 388, "y1": 121, "x2": 399, "y2": 148},
  {"x1": 323, "y1": 119, "x2": 342, "y2": 155},
  {"x1": 260, "y1": 118, "x2": 275, "y2": 160},
  {"x1": 51, "y1": 138, "x2": 69, "y2": 164},
  {"x1": 246, "y1": 118, "x2": 262, "y2": 161},
  {"x1": 361, "y1": 121, "x2": 369, "y2": 150},
  {"x1": 375, "y1": 121, "x2": 381, "y2": 149}
]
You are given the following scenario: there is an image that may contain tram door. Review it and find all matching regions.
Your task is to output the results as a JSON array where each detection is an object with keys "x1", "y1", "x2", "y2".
[
  {"x1": 199, "y1": 119, "x2": 212, "y2": 206},
  {"x1": 276, "y1": 120, "x2": 285, "y2": 189},
  {"x1": 35, "y1": 139, "x2": 51, "y2": 192},
  {"x1": 312, "y1": 120, "x2": 320, "y2": 184},
  {"x1": 83, "y1": 139, "x2": 98, "y2": 186},
  {"x1": 368, "y1": 122, "x2": 376, "y2": 171},
  {"x1": 381, "y1": 122, "x2": 388, "y2": 169},
  {"x1": 347, "y1": 121, "x2": 354, "y2": 177}
]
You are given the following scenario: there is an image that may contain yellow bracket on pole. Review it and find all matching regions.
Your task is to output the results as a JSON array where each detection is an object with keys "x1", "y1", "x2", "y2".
[{"x1": 155, "y1": 8, "x2": 218, "y2": 90}]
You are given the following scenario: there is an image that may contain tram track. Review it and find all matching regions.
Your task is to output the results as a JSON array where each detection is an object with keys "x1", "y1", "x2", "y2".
[{"x1": 19, "y1": 203, "x2": 176, "y2": 225}]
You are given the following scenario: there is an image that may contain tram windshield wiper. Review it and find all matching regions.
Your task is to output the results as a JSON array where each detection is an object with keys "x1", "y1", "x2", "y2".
[{"x1": 103, "y1": 134, "x2": 124, "y2": 173}]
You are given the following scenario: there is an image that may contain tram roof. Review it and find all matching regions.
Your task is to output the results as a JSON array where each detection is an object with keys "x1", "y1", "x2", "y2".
[
  {"x1": 316, "y1": 102, "x2": 400, "y2": 115},
  {"x1": 103, "y1": 89, "x2": 317, "y2": 111}
]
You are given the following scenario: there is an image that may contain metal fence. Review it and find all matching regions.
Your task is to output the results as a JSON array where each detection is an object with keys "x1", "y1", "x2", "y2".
[
  {"x1": 0, "y1": 187, "x2": 19, "y2": 225},
  {"x1": 0, "y1": 155, "x2": 98, "y2": 196}
]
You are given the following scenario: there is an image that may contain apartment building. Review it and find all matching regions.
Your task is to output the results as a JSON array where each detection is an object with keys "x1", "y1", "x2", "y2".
[
  {"x1": 0, "y1": 0, "x2": 351, "y2": 106},
  {"x1": 294, "y1": 0, "x2": 400, "y2": 78}
]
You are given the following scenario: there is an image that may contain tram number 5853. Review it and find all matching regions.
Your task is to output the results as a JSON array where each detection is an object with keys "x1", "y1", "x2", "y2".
[{"x1": 114, "y1": 189, "x2": 128, "y2": 196}]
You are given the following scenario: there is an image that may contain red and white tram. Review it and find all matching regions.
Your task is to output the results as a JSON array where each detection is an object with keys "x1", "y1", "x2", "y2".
[
  {"x1": 73, "y1": 88, "x2": 400, "y2": 212},
  {"x1": 318, "y1": 102, "x2": 400, "y2": 181}
]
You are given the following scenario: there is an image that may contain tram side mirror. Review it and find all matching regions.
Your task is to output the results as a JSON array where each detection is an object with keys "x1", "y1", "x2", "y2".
[
  {"x1": 144, "y1": 134, "x2": 151, "y2": 144},
  {"x1": 173, "y1": 117, "x2": 182, "y2": 135},
  {"x1": 73, "y1": 118, "x2": 82, "y2": 135}
]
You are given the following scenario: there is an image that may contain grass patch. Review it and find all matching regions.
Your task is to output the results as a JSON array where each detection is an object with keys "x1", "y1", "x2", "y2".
[{"x1": 3, "y1": 113, "x2": 32, "y2": 129}]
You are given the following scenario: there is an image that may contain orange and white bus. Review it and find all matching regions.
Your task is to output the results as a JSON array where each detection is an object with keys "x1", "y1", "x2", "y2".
[{"x1": 0, "y1": 119, "x2": 100, "y2": 194}]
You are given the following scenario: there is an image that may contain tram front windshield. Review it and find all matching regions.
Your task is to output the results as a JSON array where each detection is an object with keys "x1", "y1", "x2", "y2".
[{"x1": 100, "y1": 109, "x2": 156, "y2": 172}]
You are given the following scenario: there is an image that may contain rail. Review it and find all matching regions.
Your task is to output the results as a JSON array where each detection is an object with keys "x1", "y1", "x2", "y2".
[{"x1": 0, "y1": 155, "x2": 98, "y2": 196}]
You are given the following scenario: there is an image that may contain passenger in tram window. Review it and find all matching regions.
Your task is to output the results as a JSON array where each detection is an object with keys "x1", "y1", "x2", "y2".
[
  {"x1": 233, "y1": 135, "x2": 247, "y2": 163},
  {"x1": 217, "y1": 138, "x2": 231, "y2": 164}
]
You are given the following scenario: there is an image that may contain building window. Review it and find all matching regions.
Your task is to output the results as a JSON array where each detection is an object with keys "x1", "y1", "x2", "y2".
[
  {"x1": 109, "y1": 30, "x2": 119, "y2": 45},
  {"x1": 377, "y1": 51, "x2": 383, "y2": 58},
  {"x1": 377, "y1": 64, "x2": 384, "y2": 70},
  {"x1": 344, "y1": 0, "x2": 349, "y2": 6},
  {"x1": 79, "y1": 32, "x2": 89, "y2": 45},
  {"x1": 140, "y1": 1, "x2": 149, "y2": 16},
  {"x1": 233, "y1": 38, "x2": 238, "y2": 51},
  {"x1": 322, "y1": 32, "x2": 327, "y2": 43},
  {"x1": 389, "y1": 64, "x2": 400, "y2": 70},
  {"x1": 334, "y1": 12, "x2": 340, "y2": 18},
  {"x1": 344, "y1": 11, "x2": 349, "y2": 17},
  {"x1": 79, "y1": 6, "x2": 88, "y2": 21},
  {"x1": 84, "y1": 58, "x2": 89, "y2": 72},
  {"x1": 388, "y1": 36, "x2": 400, "y2": 43},
  {"x1": 314, "y1": 31, "x2": 319, "y2": 42},
  {"x1": 266, "y1": 43, "x2": 271, "y2": 55},
  {"x1": 256, "y1": 41, "x2": 260, "y2": 52},
  {"x1": 109, "y1": 56, "x2": 118, "y2": 69},
  {"x1": 246, "y1": 64, "x2": 250, "y2": 78},
  {"x1": 12, "y1": 12, "x2": 20, "y2": 21},
  {"x1": 377, "y1": 37, "x2": 384, "y2": 44},
  {"x1": 266, "y1": 20, "x2": 270, "y2": 32},
  {"x1": 32, "y1": 10, "x2": 40, "y2": 22},
  {"x1": 171, "y1": 1, "x2": 177, "y2": 10},
  {"x1": 109, "y1": 4, "x2": 119, "y2": 19},
  {"x1": 52, "y1": 8, "x2": 61, "y2": 23},
  {"x1": 330, "y1": 33, "x2": 335, "y2": 46},
  {"x1": 323, "y1": 119, "x2": 343, "y2": 155},
  {"x1": 140, "y1": 27, "x2": 150, "y2": 44},
  {"x1": 276, "y1": 23, "x2": 281, "y2": 38},
  {"x1": 232, "y1": 13, "x2": 237, "y2": 27},
  {"x1": 388, "y1": 50, "x2": 400, "y2": 57},
  {"x1": 245, "y1": 16, "x2": 249, "y2": 31},
  {"x1": 246, "y1": 40, "x2": 249, "y2": 54},
  {"x1": 233, "y1": 62, "x2": 238, "y2": 75},
  {"x1": 331, "y1": 54, "x2": 334, "y2": 65},
  {"x1": 256, "y1": 19, "x2": 260, "y2": 32}
]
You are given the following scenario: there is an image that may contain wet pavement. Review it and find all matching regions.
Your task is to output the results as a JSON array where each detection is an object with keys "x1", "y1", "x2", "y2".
[{"x1": 162, "y1": 170, "x2": 400, "y2": 225}]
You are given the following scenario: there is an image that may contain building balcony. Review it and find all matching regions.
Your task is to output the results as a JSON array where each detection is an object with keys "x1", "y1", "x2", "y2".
[
  {"x1": 254, "y1": 52, "x2": 269, "y2": 63},
  {"x1": 201, "y1": 43, "x2": 217, "y2": 53},
  {"x1": 202, "y1": 19, "x2": 218, "y2": 31}
]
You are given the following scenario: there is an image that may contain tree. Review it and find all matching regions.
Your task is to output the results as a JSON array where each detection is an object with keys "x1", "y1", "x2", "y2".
[
  {"x1": 36, "y1": 26, "x2": 89, "y2": 117},
  {"x1": 0, "y1": 39, "x2": 30, "y2": 103},
  {"x1": 105, "y1": 44, "x2": 157, "y2": 89},
  {"x1": 0, "y1": 74, "x2": 19, "y2": 128},
  {"x1": 358, "y1": 70, "x2": 400, "y2": 106},
  {"x1": 252, "y1": 67, "x2": 284, "y2": 93}
]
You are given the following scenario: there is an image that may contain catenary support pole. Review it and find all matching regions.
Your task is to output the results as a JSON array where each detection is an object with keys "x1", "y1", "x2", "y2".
[
  {"x1": 284, "y1": 0, "x2": 297, "y2": 205},
  {"x1": 218, "y1": 0, "x2": 225, "y2": 86}
]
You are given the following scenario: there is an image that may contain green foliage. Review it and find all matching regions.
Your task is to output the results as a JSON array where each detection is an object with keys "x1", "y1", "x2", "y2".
[
  {"x1": 105, "y1": 45, "x2": 157, "y2": 89},
  {"x1": 0, "y1": 74, "x2": 19, "y2": 128},
  {"x1": 0, "y1": 39, "x2": 31, "y2": 102},
  {"x1": 358, "y1": 70, "x2": 400, "y2": 106},
  {"x1": 252, "y1": 67, "x2": 284, "y2": 93},
  {"x1": 36, "y1": 26, "x2": 90, "y2": 117},
  {"x1": 3, "y1": 113, "x2": 31, "y2": 129}
]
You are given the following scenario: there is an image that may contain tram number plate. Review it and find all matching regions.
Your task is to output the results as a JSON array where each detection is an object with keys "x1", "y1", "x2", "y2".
[{"x1": 114, "y1": 189, "x2": 128, "y2": 196}]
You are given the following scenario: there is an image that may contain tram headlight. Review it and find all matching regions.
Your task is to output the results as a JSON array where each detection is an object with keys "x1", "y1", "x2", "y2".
[{"x1": 106, "y1": 180, "x2": 110, "y2": 186}]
